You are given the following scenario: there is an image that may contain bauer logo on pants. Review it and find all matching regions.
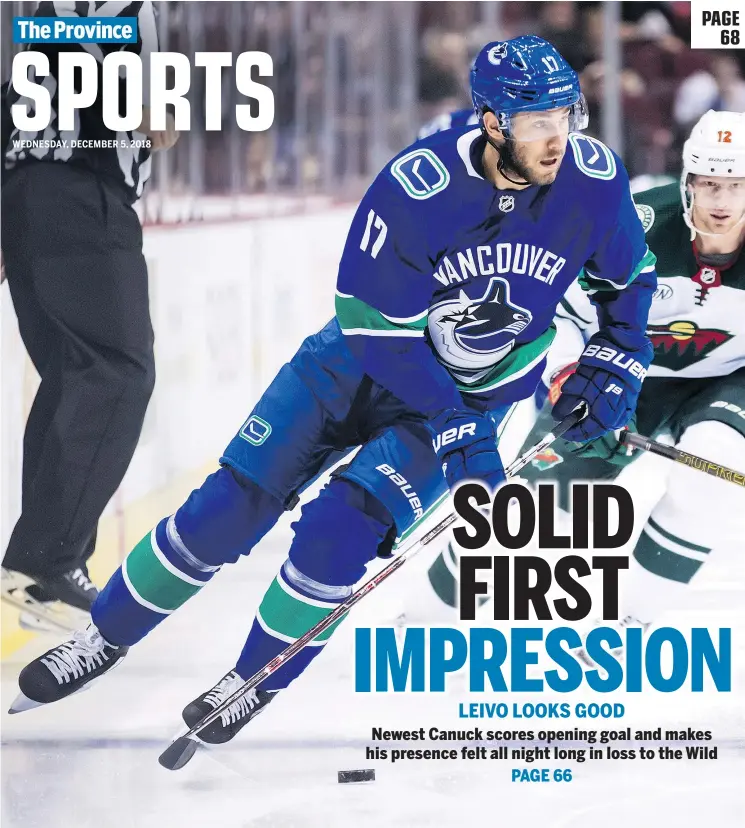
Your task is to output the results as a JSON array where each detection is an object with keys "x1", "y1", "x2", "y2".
[{"x1": 239, "y1": 415, "x2": 272, "y2": 446}]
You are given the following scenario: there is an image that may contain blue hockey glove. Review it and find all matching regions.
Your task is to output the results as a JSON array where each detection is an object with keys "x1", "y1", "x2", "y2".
[
  {"x1": 428, "y1": 410, "x2": 506, "y2": 491},
  {"x1": 552, "y1": 332, "x2": 652, "y2": 443}
]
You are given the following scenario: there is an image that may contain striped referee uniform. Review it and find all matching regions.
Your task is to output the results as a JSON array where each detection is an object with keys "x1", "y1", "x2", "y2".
[{"x1": 2, "y1": 1, "x2": 159, "y2": 601}]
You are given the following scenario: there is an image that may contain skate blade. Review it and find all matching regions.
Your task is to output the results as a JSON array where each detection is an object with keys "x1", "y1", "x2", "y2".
[
  {"x1": 0, "y1": 590, "x2": 80, "y2": 634},
  {"x1": 19, "y1": 605, "x2": 89, "y2": 634},
  {"x1": 8, "y1": 690, "x2": 44, "y2": 715}
]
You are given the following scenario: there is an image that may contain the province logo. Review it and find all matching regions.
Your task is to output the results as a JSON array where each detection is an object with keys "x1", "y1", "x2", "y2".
[
  {"x1": 428, "y1": 277, "x2": 532, "y2": 378},
  {"x1": 647, "y1": 320, "x2": 732, "y2": 370}
]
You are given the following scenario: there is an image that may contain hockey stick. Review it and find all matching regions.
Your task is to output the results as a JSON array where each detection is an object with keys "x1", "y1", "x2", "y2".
[
  {"x1": 158, "y1": 402, "x2": 588, "y2": 771},
  {"x1": 620, "y1": 431, "x2": 745, "y2": 489}
]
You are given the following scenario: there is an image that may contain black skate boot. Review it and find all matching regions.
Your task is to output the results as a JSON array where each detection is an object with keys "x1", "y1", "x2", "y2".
[
  {"x1": 34, "y1": 565, "x2": 99, "y2": 611},
  {"x1": 1, "y1": 565, "x2": 98, "y2": 633},
  {"x1": 8, "y1": 623, "x2": 128, "y2": 714},
  {"x1": 182, "y1": 670, "x2": 278, "y2": 745}
]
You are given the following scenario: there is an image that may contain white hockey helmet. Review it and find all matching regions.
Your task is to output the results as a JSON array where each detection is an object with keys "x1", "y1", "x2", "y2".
[{"x1": 680, "y1": 110, "x2": 745, "y2": 240}]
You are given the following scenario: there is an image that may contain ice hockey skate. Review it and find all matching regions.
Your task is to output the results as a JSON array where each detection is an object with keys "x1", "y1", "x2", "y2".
[
  {"x1": 8, "y1": 622, "x2": 128, "y2": 714},
  {"x1": 1, "y1": 565, "x2": 98, "y2": 634},
  {"x1": 180, "y1": 670, "x2": 278, "y2": 746}
]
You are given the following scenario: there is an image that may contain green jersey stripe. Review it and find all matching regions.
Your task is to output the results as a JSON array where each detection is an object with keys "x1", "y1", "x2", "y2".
[
  {"x1": 647, "y1": 516, "x2": 711, "y2": 554},
  {"x1": 579, "y1": 246, "x2": 657, "y2": 292},
  {"x1": 454, "y1": 325, "x2": 556, "y2": 394},
  {"x1": 335, "y1": 293, "x2": 428, "y2": 335},
  {"x1": 560, "y1": 296, "x2": 593, "y2": 325},
  {"x1": 634, "y1": 529, "x2": 703, "y2": 583}
]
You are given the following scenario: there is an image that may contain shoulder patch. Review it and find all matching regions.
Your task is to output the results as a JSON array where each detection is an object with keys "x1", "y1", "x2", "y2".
[
  {"x1": 390, "y1": 148, "x2": 450, "y2": 200},
  {"x1": 634, "y1": 203, "x2": 655, "y2": 233},
  {"x1": 568, "y1": 133, "x2": 617, "y2": 181}
]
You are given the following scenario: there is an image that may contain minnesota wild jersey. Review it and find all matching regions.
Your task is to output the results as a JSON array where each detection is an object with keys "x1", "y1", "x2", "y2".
[{"x1": 556, "y1": 182, "x2": 745, "y2": 380}]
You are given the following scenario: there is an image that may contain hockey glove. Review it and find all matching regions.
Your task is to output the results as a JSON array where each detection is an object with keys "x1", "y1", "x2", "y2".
[
  {"x1": 565, "y1": 417, "x2": 639, "y2": 467},
  {"x1": 428, "y1": 409, "x2": 506, "y2": 492},
  {"x1": 552, "y1": 332, "x2": 652, "y2": 443}
]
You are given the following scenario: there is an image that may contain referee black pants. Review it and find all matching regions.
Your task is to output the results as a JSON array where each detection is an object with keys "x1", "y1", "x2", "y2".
[{"x1": 2, "y1": 163, "x2": 155, "y2": 579}]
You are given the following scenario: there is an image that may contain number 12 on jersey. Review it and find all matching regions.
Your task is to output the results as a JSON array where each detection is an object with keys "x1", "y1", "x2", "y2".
[{"x1": 360, "y1": 209, "x2": 388, "y2": 259}]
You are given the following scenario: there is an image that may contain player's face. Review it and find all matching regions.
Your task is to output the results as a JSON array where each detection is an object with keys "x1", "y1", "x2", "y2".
[
  {"x1": 689, "y1": 175, "x2": 745, "y2": 234},
  {"x1": 507, "y1": 108, "x2": 570, "y2": 185}
]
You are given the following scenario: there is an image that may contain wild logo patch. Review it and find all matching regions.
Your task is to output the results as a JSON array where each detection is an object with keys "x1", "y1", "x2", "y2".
[
  {"x1": 647, "y1": 320, "x2": 732, "y2": 370},
  {"x1": 531, "y1": 447, "x2": 564, "y2": 471},
  {"x1": 428, "y1": 276, "x2": 532, "y2": 379},
  {"x1": 634, "y1": 203, "x2": 655, "y2": 233}
]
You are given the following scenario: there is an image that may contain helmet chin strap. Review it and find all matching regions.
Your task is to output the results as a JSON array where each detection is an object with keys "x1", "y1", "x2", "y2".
[
  {"x1": 484, "y1": 130, "x2": 532, "y2": 188},
  {"x1": 497, "y1": 154, "x2": 532, "y2": 187}
]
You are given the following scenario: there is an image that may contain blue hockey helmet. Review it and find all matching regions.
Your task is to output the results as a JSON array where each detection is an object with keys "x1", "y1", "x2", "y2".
[{"x1": 470, "y1": 36, "x2": 588, "y2": 137}]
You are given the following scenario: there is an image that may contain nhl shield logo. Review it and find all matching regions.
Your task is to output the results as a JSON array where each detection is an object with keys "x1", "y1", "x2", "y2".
[
  {"x1": 498, "y1": 195, "x2": 515, "y2": 213},
  {"x1": 699, "y1": 267, "x2": 717, "y2": 285}
]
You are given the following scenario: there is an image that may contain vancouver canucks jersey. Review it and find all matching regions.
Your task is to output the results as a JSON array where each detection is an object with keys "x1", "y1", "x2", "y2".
[
  {"x1": 555, "y1": 183, "x2": 745, "y2": 380},
  {"x1": 335, "y1": 126, "x2": 656, "y2": 417}
]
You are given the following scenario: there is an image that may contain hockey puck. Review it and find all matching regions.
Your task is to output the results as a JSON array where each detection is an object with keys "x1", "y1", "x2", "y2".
[{"x1": 338, "y1": 769, "x2": 375, "y2": 783}]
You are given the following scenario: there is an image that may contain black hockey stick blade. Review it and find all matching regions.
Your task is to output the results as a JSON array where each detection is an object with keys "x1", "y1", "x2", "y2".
[{"x1": 158, "y1": 736, "x2": 198, "y2": 771}]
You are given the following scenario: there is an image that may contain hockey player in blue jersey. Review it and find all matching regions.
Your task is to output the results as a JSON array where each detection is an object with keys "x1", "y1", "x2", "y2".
[{"x1": 11, "y1": 36, "x2": 657, "y2": 746}]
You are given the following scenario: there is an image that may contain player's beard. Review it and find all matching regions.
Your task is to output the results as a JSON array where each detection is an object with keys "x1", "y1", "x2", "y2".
[{"x1": 501, "y1": 140, "x2": 562, "y2": 186}]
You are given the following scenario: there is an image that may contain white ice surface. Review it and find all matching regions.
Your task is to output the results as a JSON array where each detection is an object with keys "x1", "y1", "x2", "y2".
[{"x1": 2, "y1": 402, "x2": 743, "y2": 827}]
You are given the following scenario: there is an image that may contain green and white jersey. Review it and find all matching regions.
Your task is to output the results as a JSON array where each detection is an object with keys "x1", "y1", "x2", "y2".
[{"x1": 554, "y1": 183, "x2": 745, "y2": 380}]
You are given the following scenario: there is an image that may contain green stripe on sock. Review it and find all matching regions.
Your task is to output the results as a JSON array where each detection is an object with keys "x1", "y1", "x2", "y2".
[
  {"x1": 634, "y1": 529, "x2": 703, "y2": 584},
  {"x1": 125, "y1": 533, "x2": 203, "y2": 612},
  {"x1": 258, "y1": 577, "x2": 346, "y2": 643},
  {"x1": 647, "y1": 517, "x2": 711, "y2": 554}
]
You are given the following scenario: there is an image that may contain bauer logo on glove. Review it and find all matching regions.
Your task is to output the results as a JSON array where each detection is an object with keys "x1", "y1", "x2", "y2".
[
  {"x1": 581, "y1": 342, "x2": 648, "y2": 386},
  {"x1": 553, "y1": 332, "x2": 653, "y2": 444},
  {"x1": 427, "y1": 409, "x2": 506, "y2": 492}
]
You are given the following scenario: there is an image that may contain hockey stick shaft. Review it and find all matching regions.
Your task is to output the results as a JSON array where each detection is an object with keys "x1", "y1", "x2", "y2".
[
  {"x1": 620, "y1": 431, "x2": 745, "y2": 488},
  {"x1": 163, "y1": 403, "x2": 588, "y2": 751}
]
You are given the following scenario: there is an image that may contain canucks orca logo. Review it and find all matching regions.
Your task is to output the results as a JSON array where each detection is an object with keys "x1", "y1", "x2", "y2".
[
  {"x1": 428, "y1": 277, "x2": 532, "y2": 379},
  {"x1": 488, "y1": 43, "x2": 508, "y2": 65}
]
